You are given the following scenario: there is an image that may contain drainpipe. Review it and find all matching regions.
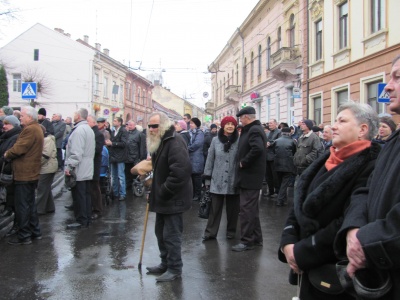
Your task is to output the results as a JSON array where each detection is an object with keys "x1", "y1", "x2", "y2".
[
  {"x1": 237, "y1": 28, "x2": 245, "y2": 109},
  {"x1": 306, "y1": 0, "x2": 310, "y2": 118}
]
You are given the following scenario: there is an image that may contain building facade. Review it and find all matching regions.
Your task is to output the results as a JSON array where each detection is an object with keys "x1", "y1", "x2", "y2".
[
  {"x1": 306, "y1": 0, "x2": 400, "y2": 125},
  {"x1": 208, "y1": 0, "x2": 305, "y2": 125}
]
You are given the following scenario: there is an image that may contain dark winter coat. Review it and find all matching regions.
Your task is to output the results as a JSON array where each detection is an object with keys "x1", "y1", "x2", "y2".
[
  {"x1": 266, "y1": 128, "x2": 281, "y2": 161},
  {"x1": 203, "y1": 131, "x2": 217, "y2": 160},
  {"x1": 149, "y1": 126, "x2": 192, "y2": 214},
  {"x1": 39, "y1": 118, "x2": 54, "y2": 135},
  {"x1": 335, "y1": 130, "x2": 400, "y2": 300},
  {"x1": 92, "y1": 125, "x2": 105, "y2": 181},
  {"x1": 125, "y1": 128, "x2": 146, "y2": 164},
  {"x1": 108, "y1": 126, "x2": 128, "y2": 163},
  {"x1": 279, "y1": 143, "x2": 380, "y2": 298},
  {"x1": 273, "y1": 134, "x2": 296, "y2": 173},
  {"x1": 0, "y1": 126, "x2": 22, "y2": 173},
  {"x1": 177, "y1": 130, "x2": 190, "y2": 146},
  {"x1": 52, "y1": 120, "x2": 66, "y2": 148},
  {"x1": 235, "y1": 120, "x2": 266, "y2": 190},
  {"x1": 188, "y1": 128, "x2": 204, "y2": 174}
]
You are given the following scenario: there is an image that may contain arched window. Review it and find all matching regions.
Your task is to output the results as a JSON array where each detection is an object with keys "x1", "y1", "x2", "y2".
[
  {"x1": 266, "y1": 37, "x2": 271, "y2": 70},
  {"x1": 289, "y1": 14, "x2": 295, "y2": 48},
  {"x1": 250, "y1": 52, "x2": 254, "y2": 81},
  {"x1": 277, "y1": 27, "x2": 282, "y2": 50},
  {"x1": 258, "y1": 45, "x2": 262, "y2": 76}
]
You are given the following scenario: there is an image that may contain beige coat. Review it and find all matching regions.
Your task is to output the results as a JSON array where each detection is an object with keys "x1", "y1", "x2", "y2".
[{"x1": 41, "y1": 135, "x2": 58, "y2": 174}]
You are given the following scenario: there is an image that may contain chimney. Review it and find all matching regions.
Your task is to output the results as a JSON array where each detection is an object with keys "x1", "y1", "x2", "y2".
[
  {"x1": 95, "y1": 43, "x2": 101, "y2": 50},
  {"x1": 54, "y1": 28, "x2": 64, "y2": 34},
  {"x1": 103, "y1": 48, "x2": 110, "y2": 56},
  {"x1": 84, "y1": 35, "x2": 89, "y2": 43}
]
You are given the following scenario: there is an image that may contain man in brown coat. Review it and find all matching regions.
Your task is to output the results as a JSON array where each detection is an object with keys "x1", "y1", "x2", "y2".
[{"x1": 5, "y1": 106, "x2": 44, "y2": 245}]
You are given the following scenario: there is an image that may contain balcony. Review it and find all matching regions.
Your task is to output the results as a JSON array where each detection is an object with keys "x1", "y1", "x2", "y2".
[
  {"x1": 270, "y1": 47, "x2": 301, "y2": 80},
  {"x1": 205, "y1": 101, "x2": 215, "y2": 114},
  {"x1": 224, "y1": 85, "x2": 241, "y2": 103}
]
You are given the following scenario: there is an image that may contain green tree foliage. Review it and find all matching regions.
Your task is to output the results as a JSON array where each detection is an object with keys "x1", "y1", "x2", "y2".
[{"x1": 0, "y1": 65, "x2": 9, "y2": 107}]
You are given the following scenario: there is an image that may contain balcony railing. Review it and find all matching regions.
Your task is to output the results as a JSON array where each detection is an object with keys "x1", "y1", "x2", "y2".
[
  {"x1": 270, "y1": 47, "x2": 301, "y2": 80},
  {"x1": 205, "y1": 101, "x2": 215, "y2": 114},
  {"x1": 225, "y1": 85, "x2": 241, "y2": 102}
]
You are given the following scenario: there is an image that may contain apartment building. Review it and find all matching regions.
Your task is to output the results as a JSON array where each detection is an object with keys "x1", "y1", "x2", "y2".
[
  {"x1": 306, "y1": 0, "x2": 400, "y2": 124},
  {"x1": 207, "y1": 0, "x2": 305, "y2": 125}
]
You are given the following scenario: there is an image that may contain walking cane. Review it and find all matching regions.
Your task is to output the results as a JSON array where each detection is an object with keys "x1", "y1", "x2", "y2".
[{"x1": 138, "y1": 194, "x2": 150, "y2": 270}]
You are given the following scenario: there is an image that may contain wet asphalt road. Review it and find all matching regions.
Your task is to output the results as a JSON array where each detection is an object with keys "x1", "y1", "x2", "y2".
[{"x1": 0, "y1": 173, "x2": 296, "y2": 300}]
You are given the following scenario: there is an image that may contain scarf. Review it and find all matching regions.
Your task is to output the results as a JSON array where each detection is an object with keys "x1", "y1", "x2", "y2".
[
  {"x1": 325, "y1": 140, "x2": 371, "y2": 171},
  {"x1": 218, "y1": 128, "x2": 238, "y2": 152}
]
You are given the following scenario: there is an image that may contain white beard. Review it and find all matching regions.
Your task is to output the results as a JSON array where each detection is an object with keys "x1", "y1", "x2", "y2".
[{"x1": 147, "y1": 132, "x2": 162, "y2": 154}]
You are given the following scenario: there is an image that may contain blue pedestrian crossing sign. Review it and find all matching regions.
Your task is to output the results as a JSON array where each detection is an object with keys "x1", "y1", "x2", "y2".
[
  {"x1": 21, "y1": 82, "x2": 37, "y2": 100},
  {"x1": 377, "y1": 83, "x2": 390, "y2": 103}
]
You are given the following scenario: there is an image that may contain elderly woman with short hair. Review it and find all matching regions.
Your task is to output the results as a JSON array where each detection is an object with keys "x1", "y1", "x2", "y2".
[{"x1": 279, "y1": 102, "x2": 381, "y2": 299}]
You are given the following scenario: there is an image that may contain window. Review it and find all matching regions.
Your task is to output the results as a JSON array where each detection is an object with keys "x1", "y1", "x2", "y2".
[
  {"x1": 236, "y1": 64, "x2": 239, "y2": 85},
  {"x1": 313, "y1": 97, "x2": 322, "y2": 125},
  {"x1": 371, "y1": 0, "x2": 384, "y2": 33},
  {"x1": 119, "y1": 84, "x2": 123, "y2": 102},
  {"x1": 250, "y1": 52, "x2": 254, "y2": 82},
  {"x1": 276, "y1": 93, "x2": 281, "y2": 120},
  {"x1": 258, "y1": 45, "x2": 262, "y2": 76},
  {"x1": 34, "y1": 49, "x2": 39, "y2": 61},
  {"x1": 277, "y1": 27, "x2": 282, "y2": 50},
  {"x1": 138, "y1": 89, "x2": 141, "y2": 105},
  {"x1": 244, "y1": 58, "x2": 247, "y2": 85},
  {"x1": 339, "y1": 1, "x2": 348, "y2": 49},
  {"x1": 12, "y1": 74, "x2": 21, "y2": 92},
  {"x1": 367, "y1": 81, "x2": 385, "y2": 114},
  {"x1": 289, "y1": 14, "x2": 295, "y2": 48},
  {"x1": 112, "y1": 80, "x2": 117, "y2": 101},
  {"x1": 337, "y1": 89, "x2": 348, "y2": 108},
  {"x1": 142, "y1": 89, "x2": 146, "y2": 106},
  {"x1": 266, "y1": 37, "x2": 271, "y2": 70},
  {"x1": 315, "y1": 20, "x2": 323, "y2": 61},
  {"x1": 103, "y1": 77, "x2": 109, "y2": 98},
  {"x1": 94, "y1": 74, "x2": 99, "y2": 95},
  {"x1": 126, "y1": 82, "x2": 131, "y2": 101}
]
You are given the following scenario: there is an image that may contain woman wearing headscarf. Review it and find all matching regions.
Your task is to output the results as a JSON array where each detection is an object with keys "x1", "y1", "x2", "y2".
[
  {"x1": 202, "y1": 116, "x2": 240, "y2": 241},
  {"x1": 174, "y1": 120, "x2": 190, "y2": 145},
  {"x1": 279, "y1": 102, "x2": 381, "y2": 299},
  {"x1": 36, "y1": 124, "x2": 58, "y2": 215},
  {"x1": 373, "y1": 116, "x2": 396, "y2": 147}
]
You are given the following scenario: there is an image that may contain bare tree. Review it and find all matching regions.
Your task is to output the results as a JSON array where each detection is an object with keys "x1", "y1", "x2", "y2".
[{"x1": 22, "y1": 67, "x2": 52, "y2": 107}]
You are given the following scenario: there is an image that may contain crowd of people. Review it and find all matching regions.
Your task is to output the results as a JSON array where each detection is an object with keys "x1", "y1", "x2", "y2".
[{"x1": 1, "y1": 55, "x2": 400, "y2": 298}]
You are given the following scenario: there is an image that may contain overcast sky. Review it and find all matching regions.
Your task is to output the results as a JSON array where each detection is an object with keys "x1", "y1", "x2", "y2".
[{"x1": 0, "y1": 0, "x2": 259, "y2": 108}]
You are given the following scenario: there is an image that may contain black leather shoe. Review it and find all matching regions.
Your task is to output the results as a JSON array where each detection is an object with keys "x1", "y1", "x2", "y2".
[
  {"x1": 32, "y1": 234, "x2": 43, "y2": 240},
  {"x1": 146, "y1": 264, "x2": 168, "y2": 274},
  {"x1": 255, "y1": 241, "x2": 263, "y2": 247},
  {"x1": 8, "y1": 236, "x2": 32, "y2": 245},
  {"x1": 156, "y1": 271, "x2": 181, "y2": 282},
  {"x1": 232, "y1": 243, "x2": 254, "y2": 252},
  {"x1": 226, "y1": 234, "x2": 234, "y2": 239},
  {"x1": 202, "y1": 236, "x2": 216, "y2": 241},
  {"x1": 276, "y1": 202, "x2": 286, "y2": 207},
  {"x1": 91, "y1": 213, "x2": 101, "y2": 220},
  {"x1": 64, "y1": 205, "x2": 74, "y2": 211},
  {"x1": 66, "y1": 223, "x2": 82, "y2": 230},
  {"x1": 6, "y1": 226, "x2": 18, "y2": 237}
]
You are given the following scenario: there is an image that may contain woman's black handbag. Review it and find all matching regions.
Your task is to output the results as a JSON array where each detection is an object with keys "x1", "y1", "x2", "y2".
[
  {"x1": 0, "y1": 162, "x2": 13, "y2": 186},
  {"x1": 198, "y1": 188, "x2": 211, "y2": 219}
]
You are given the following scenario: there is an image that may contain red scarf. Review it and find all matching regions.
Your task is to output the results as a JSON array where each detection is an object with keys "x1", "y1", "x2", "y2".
[{"x1": 325, "y1": 140, "x2": 371, "y2": 171}]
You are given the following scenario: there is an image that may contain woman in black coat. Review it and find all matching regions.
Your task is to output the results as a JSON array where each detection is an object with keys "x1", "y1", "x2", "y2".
[{"x1": 279, "y1": 103, "x2": 380, "y2": 299}]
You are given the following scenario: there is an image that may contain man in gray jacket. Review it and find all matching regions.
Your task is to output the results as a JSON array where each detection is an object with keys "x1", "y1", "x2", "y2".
[
  {"x1": 52, "y1": 113, "x2": 66, "y2": 171},
  {"x1": 64, "y1": 108, "x2": 95, "y2": 229},
  {"x1": 293, "y1": 119, "x2": 322, "y2": 175}
]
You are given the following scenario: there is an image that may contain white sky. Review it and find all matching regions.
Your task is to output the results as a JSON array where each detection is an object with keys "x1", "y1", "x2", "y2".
[{"x1": 0, "y1": 0, "x2": 260, "y2": 108}]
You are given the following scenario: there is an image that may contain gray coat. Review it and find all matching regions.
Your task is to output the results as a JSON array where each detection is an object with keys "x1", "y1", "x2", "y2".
[
  {"x1": 203, "y1": 130, "x2": 239, "y2": 195},
  {"x1": 52, "y1": 120, "x2": 66, "y2": 148},
  {"x1": 65, "y1": 120, "x2": 95, "y2": 181}
]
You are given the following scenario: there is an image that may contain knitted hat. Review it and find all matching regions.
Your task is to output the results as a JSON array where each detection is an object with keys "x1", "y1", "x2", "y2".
[
  {"x1": 176, "y1": 120, "x2": 187, "y2": 130},
  {"x1": 4, "y1": 115, "x2": 20, "y2": 127},
  {"x1": 312, "y1": 125, "x2": 323, "y2": 132},
  {"x1": 210, "y1": 124, "x2": 218, "y2": 130},
  {"x1": 191, "y1": 117, "x2": 201, "y2": 128},
  {"x1": 2, "y1": 106, "x2": 13, "y2": 116},
  {"x1": 38, "y1": 108, "x2": 46, "y2": 116},
  {"x1": 303, "y1": 119, "x2": 313, "y2": 130},
  {"x1": 221, "y1": 116, "x2": 238, "y2": 129},
  {"x1": 380, "y1": 116, "x2": 396, "y2": 133}
]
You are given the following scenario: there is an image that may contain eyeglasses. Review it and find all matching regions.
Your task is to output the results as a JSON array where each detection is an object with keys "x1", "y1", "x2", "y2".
[{"x1": 148, "y1": 124, "x2": 159, "y2": 129}]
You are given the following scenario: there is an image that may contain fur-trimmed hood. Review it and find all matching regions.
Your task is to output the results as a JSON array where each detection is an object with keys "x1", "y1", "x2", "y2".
[{"x1": 294, "y1": 142, "x2": 381, "y2": 235}]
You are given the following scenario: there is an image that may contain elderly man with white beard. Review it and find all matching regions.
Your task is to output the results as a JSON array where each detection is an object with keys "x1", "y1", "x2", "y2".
[{"x1": 145, "y1": 112, "x2": 192, "y2": 282}]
